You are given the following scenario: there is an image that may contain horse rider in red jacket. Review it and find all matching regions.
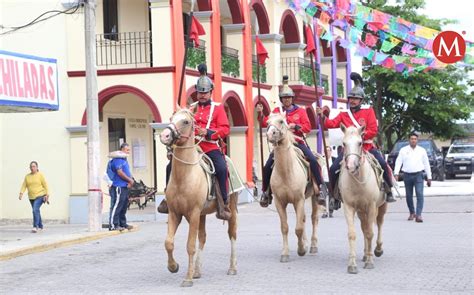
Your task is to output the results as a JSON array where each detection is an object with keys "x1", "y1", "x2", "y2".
[
  {"x1": 257, "y1": 76, "x2": 325, "y2": 208},
  {"x1": 316, "y1": 72, "x2": 396, "y2": 203},
  {"x1": 158, "y1": 64, "x2": 232, "y2": 220}
]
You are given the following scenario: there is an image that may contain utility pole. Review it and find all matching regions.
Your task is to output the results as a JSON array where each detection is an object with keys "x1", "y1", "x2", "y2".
[{"x1": 84, "y1": 0, "x2": 102, "y2": 231}]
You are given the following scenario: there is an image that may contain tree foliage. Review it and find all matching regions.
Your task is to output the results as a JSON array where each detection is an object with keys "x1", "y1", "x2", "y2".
[{"x1": 360, "y1": 0, "x2": 474, "y2": 150}]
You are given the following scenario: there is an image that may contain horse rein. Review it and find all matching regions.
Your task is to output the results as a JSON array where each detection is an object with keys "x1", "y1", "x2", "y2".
[
  {"x1": 343, "y1": 151, "x2": 367, "y2": 184},
  {"x1": 163, "y1": 112, "x2": 205, "y2": 165},
  {"x1": 267, "y1": 122, "x2": 290, "y2": 148}
]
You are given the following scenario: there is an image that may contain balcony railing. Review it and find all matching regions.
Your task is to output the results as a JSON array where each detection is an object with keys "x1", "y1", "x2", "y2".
[
  {"x1": 96, "y1": 31, "x2": 152, "y2": 69},
  {"x1": 252, "y1": 55, "x2": 267, "y2": 83},
  {"x1": 221, "y1": 46, "x2": 240, "y2": 77},
  {"x1": 280, "y1": 57, "x2": 320, "y2": 87},
  {"x1": 184, "y1": 36, "x2": 206, "y2": 70}
]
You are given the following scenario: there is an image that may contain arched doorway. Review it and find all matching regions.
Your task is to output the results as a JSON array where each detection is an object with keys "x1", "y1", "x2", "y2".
[
  {"x1": 280, "y1": 9, "x2": 300, "y2": 44},
  {"x1": 250, "y1": 0, "x2": 270, "y2": 34},
  {"x1": 222, "y1": 91, "x2": 248, "y2": 179},
  {"x1": 82, "y1": 85, "x2": 161, "y2": 202}
]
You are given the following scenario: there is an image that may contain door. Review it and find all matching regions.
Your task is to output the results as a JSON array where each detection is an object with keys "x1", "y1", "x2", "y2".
[{"x1": 108, "y1": 118, "x2": 126, "y2": 152}]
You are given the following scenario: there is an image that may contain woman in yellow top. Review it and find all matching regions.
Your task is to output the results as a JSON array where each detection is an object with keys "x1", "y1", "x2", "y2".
[{"x1": 19, "y1": 161, "x2": 49, "y2": 233}]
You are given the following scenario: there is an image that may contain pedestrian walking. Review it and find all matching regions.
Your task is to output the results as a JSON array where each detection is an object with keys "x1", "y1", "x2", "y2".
[
  {"x1": 19, "y1": 161, "x2": 49, "y2": 233},
  {"x1": 109, "y1": 143, "x2": 134, "y2": 230},
  {"x1": 394, "y1": 132, "x2": 432, "y2": 223}
]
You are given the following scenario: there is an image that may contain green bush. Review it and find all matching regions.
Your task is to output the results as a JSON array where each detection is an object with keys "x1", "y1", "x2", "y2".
[{"x1": 222, "y1": 54, "x2": 240, "y2": 77}]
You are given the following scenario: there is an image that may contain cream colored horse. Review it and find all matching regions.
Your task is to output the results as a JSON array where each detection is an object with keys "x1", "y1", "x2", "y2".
[
  {"x1": 266, "y1": 113, "x2": 320, "y2": 262},
  {"x1": 159, "y1": 107, "x2": 238, "y2": 287},
  {"x1": 339, "y1": 124, "x2": 387, "y2": 274}
]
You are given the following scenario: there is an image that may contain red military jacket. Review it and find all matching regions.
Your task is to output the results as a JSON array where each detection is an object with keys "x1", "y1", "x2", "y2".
[
  {"x1": 324, "y1": 105, "x2": 378, "y2": 151},
  {"x1": 194, "y1": 101, "x2": 230, "y2": 153},
  {"x1": 261, "y1": 105, "x2": 312, "y2": 144}
]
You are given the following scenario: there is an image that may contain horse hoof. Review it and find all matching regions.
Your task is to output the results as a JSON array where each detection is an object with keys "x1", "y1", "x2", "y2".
[
  {"x1": 362, "y1": 255, "x2": 367, "y2": 262},
  {"x1": 364, "y1": 262, "x2": 375, "y2": 269},
  {"x1": 347, "y1": 266, "x2": 358, "y2": 274},
  {"x1": 227, "y1": 269, "x2": 237, "y2": 275},
  {"x1": 374, "y1": 249, "x2": 384, "y2": 257},
  {"x1": 297, "y1": 247, "x2": 308, "y2": 257},
  {"x1": 310, "y1": 246, "x2": 318, "y2": 254},
  {"x1": 280, "y1": 255, "x2": 290, "y2": 263},
  {"x1": 181, "y1": 280, "x2": 193, "y2": 287},
  {"x1": 193, "y1": 273, "x2": 201, "y2": 279},
  {"x1": 168, "y1": 263, "x2": 179, "y2": 273}
]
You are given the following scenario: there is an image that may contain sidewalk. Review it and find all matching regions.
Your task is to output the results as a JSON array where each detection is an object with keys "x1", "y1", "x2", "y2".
[
  {"x1": 0, "y1": 224, "x2": 139, "y2": 261},
  {"x1": 394, "y1": 179, "x2": 474, "y2": 197}
]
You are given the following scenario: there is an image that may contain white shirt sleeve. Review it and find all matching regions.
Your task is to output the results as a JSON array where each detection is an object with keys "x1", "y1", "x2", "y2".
[
  {"x1": 422, "y1": 149, "x2": 432, "y2": 179},
  {"x1": 394, "y1": 147, "x2": 403, "y2": 175}
]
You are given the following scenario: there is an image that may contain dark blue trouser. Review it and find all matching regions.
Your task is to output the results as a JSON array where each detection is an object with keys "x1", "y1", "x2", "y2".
[
  {"x1": 108, "y1": 187, "x2": 117, "y2": 229},
  {"x1": 262, "y1": 143, "x2": 323, "y2": 191},
  {"x1": 403, "y1": 172, "x2": 424, "y2": 216},
  {"x1": 29, "y1": 196, "x2": 44, "y2": 229},
  {"x1": 329, "y1": 148, "x2": 392, "y2": 192},
  {"x1": 166, "y1": 149, "x2": 229, "y2": 203},
  {"x1": 110, "y1": 186, "x2": 129, "y2": 228}
]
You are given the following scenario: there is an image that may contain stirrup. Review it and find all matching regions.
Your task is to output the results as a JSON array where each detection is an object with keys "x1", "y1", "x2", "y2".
[
  {"x1": 157, "y1": 199, "x2": 169, "y2": 214},
  {"x1": 259, "y1": 191, "x2": 271, "y2": 208},
  {"x1": 216, "y1": 204, "x2": 232, "y2": 220},
  {"x1": 385, "y1": 192, "x2": 396, "y2": 203},
  {"x1": 329, "y1": 198, "x2": 341, "y2": 211}
]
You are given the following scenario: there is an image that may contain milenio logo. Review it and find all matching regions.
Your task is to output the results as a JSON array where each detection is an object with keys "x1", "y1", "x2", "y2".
[{"x1": 432, "y1": 31, "x2": 466, "y2": 64}]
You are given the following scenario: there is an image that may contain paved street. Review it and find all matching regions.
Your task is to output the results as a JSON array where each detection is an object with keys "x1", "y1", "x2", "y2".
[{"x1": 1, "y1": 192, "x2": 472, "y2": 294}]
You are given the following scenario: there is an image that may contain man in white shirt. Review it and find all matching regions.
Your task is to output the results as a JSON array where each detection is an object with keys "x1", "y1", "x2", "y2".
[{"x1": 394, "y1": 132, "x2": 432, "y2": 223}]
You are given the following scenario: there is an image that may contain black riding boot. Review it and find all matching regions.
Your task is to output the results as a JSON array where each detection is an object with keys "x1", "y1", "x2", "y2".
[{"x1": 260, "y1": 188, "x2": 273, "y2": 208}]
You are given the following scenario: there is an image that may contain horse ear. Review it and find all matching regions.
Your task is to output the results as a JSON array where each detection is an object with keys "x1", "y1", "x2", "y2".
[{"x1": 340, "y1": 123, "x2": 347, "y2": 132}]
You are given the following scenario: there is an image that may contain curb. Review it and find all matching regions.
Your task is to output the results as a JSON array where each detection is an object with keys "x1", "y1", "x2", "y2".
[{"x1": 0, "y1": 225, "x2": 139, "y2": 261}]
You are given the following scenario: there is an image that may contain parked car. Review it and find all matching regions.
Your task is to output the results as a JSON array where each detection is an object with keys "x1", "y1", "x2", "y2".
[
  {"x1": 444, "y1": 142, "x2": 474, "y2": 179},
  {"x1": 387, "y1": 139, "x2": 445, "y2": 181}
]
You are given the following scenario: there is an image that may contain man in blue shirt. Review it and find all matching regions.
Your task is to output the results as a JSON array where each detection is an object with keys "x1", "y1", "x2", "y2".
[{"x1": 109, "y1": 143, "x2": 134, "y2": 230}]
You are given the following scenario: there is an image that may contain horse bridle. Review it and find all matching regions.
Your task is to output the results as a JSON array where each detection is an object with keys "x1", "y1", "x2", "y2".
[
  {"x1": 267, "y1": 120, "x2": 288, "y2": 146},
  {"x1": 164, "y1": 112, "x2": 195, "y2": 147}
]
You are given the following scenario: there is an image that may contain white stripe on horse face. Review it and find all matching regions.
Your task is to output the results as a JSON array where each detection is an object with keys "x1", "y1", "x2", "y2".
[
  {"x1": 343, "y1": 131, "x2": 363, "y2": 173},
  {"x1": 267, "y1": 125, "x2": 279, "y2": 142}
]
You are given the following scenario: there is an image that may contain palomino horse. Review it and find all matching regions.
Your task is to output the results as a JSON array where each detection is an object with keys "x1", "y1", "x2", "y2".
[
  {"x1": 266, "y1": 113, "x2": 320, "y2": 262},
  {"x1": 339, "y1": 124, "x2": 387, "y2": 274},
  {"x1": 159, "y1": 107, "x2": 238, "y2": 287}
]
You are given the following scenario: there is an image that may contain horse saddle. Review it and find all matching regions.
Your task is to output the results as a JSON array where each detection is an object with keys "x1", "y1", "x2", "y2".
[
  {"x1": 293, "y1": 147, "x2": 325, "y2": 199},
  {"x1": 198, "y1": 152, "x2": 245, "y2": 202},
  {"x1": 364, "y1": 152, "x2": 384, "y2": 190}
]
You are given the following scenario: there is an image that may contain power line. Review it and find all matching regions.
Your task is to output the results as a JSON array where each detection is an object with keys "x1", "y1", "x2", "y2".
[{"x1": 0, "y1": 3, "x2": 82, "y2": 36}]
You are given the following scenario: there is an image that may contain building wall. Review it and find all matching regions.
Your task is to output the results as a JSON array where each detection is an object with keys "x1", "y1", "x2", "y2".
[
  {"x1": 1, "y1": 0, "x2": 351, "y2": 222},
  {"x1": 1, "y1": 1, "x2": 71, "y2": 220}
]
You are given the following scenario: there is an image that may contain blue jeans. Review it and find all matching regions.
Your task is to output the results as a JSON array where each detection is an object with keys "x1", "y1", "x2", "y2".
[
  {"x1": 403, "y1": 172, "x2": 424, "y2": 216},
  {"x1": 109, "y1": 186, "x2": 129, "y2": 228},
  {"x1": 29, "y1": 196, "x2": 45, "y2": 229}
]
